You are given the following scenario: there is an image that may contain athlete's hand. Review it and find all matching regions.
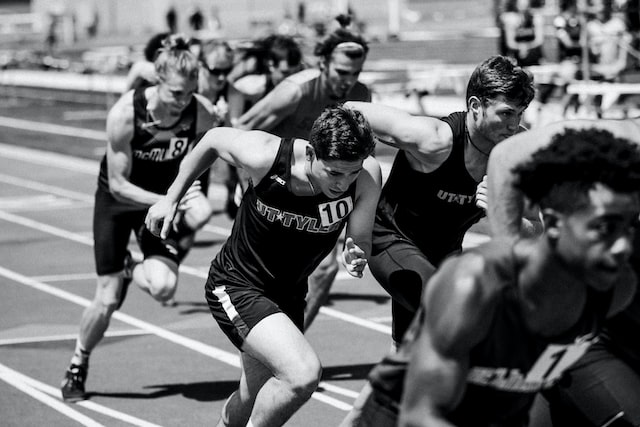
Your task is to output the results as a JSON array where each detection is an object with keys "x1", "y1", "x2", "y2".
[
  {"x1": 145, "y1": 197, "x2": 179, "y2": 240},
  {"x1": 342, "y1": 237, "x2": 367, "y2": 278},
  {"x1": 475, "y1": 175, "x2": 488, "y2": 212}
]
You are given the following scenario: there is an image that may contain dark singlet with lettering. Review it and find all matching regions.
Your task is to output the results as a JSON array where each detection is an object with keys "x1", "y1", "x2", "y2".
[
  {"x1": 208, "y1": 138, "x2": 357, "y2": 300},
  {"x1": 369, "y1": 239, "x2": 612, "y2": 427},
  {"x1": 373, "y1": 111, "x2": 484, "y2": 263},
  {"x1": 97, "y1": 87, "x2": 200, "y2": 196}
]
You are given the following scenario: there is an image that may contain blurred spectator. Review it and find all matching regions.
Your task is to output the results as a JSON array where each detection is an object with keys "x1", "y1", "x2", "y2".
[
  {"x1": 189, "y1": 7, "x2": 204, "y2": 32},
  {"x1": 555, "y1": 0, "x2": 584, "y2": 61},
  {"x1": 197, "y1": 39, "x2": 234, "y2": 119},
  {"x1": 501, "y1": 0, "x2": 545, "y2": 66},
  {"x1": 166, "y1": 6, "x2": 178, "y2": 33},
  {"x1": 123, "y1": 32, "x2": 169, "y2": 93},
  {"x1": 587, "y1": 0, "x2": 632, "y2": 80}
]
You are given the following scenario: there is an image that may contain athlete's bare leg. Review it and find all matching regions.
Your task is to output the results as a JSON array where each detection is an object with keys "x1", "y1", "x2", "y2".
[
  {"x1": 132, "y1": 256, "x2": 178, "y2": 302},
  {"x1": 219, "y1": 313, "x2": 322, "y2": 427}
]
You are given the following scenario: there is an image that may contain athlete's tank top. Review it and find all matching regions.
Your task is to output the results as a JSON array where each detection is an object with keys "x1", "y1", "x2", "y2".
[
  {"x1": 97, "y1": 87, "x2": 198, "y2": 196},
  {"x1": 270, "y1": 69, "x2": 371, "y2": 139},
  {"x1": 373, "y1": 111, "x2": 484, "y2": 263},
  {"x1": 369, "y1": 239, "x2": 613, "y2": 426},
  {"x1": 209, "y1": 138, "x2": 357, "y2": 299}
]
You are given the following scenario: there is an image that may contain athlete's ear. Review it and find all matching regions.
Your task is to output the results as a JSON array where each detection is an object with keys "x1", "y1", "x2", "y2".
[
  {"x1": 541, "y1": 208, "x2": 561, "y2": 241},
  {"x1": 468, "y1": 96, "x2": 482, "y2": 116}
]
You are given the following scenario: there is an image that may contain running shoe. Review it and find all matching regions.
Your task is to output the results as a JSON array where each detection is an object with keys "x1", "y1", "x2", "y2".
[{"x1": 61, "y1": 364, "x2": 87, "y2": 402}]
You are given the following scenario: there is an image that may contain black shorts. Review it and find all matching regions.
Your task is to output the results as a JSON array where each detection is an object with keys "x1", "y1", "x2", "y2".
[
  {"x1": 93, "y1": 187, "x2": 192, "y2": 275},
  {"x1": 205, "y1": 267, "x2": 305, "y2": 350}
]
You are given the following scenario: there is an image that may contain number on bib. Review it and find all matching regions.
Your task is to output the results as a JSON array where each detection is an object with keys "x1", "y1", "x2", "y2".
[{"x1": 318, "y1": 197, "x2": 353, "y2": 226}]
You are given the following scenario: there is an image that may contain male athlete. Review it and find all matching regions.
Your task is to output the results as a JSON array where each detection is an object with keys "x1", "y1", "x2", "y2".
[
  {"x1": 146, "y1": 105, "x2": 381, "y2": 427},
  {"x1": 61, "y1": 34, "x2": 221, "y2": 402}
]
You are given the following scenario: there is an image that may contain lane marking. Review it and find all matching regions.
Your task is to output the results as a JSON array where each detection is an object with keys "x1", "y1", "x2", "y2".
[
  {"x1": 0, "y1": 329, "x2": 152, "y2": 346},
  {"x1": 0, "y1": 265, "x2": 355, "y2": 411},
  {"x1": 0, "y1": 363, "x2": 105, "y2": 427},
  {"x1": 0, "y1": 362, "x2": 163, "y2": 427},
  {"x1": 0, "y1": 116, "x2": 106, "y2": 140}
]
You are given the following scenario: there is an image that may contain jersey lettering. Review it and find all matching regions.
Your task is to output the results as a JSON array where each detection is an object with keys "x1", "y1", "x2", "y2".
[
  {"x1": 255, "y1": 198, "x2": 345, "y2": 233},
  {"x1": 467, "y1": 334, "x2": 598, "y2": 392}
]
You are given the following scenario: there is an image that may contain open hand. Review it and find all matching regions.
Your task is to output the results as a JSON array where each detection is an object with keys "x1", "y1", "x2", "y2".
[{"x1": 342, "y1": 237, "x2": 367, "y2": 278}]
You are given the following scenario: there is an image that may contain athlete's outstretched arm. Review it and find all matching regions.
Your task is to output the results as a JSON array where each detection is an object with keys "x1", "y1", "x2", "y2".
[
  {"x1": 487, "y1": 118, "x2": 640, "y2": 239},
  {"x1": 145, "y1": 127, "x2": 277, "y2": 238},
  {"x1": 342, "y1": 156, "x2": 382, "y2": 277},
  {"x1": 344, "y1": 101, "x2": 454, "y2": 158},
  {"x1": 233, "y1": 80, "x2": 301, "y2": 131},
  {"x1": 399, "y1": 254, "x2": 494, "y2": 427}
]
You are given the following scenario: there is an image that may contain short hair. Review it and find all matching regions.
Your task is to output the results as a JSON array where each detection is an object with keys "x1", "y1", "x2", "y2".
[
  {"x1": 513, "y1": 128, "x2": 640, "y2": 212},
  {"x1": 263, "y1": 34, "x2": 303, "y2": 68},
  {"x1": 314, "y1": 28, "x2": 369, "y2": 61},
  {"x1": 144, "y1": 32, "x2": 170, "y2": 62},
  {"x1": 308, "y1": 105, "x2": 375, "y2": 162},
  {"x1": 199, "y1": 39, "x2": 234, "y2": 64},
  {"x1": 466, "y1": 55, "x2": 535, "y2": 108},
  {"x1": 154, "y1": 34, "x2": 199, "y2": 81}
]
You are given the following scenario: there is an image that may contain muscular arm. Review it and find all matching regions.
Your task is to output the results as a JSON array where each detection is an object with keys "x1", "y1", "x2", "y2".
[
  {"x1": 487, "y1": 118, "x2": 640, "y2": 239},
  {"x1": 234, "y1": 80, "x2": 301, "y2": 131},
  {"x1": 146, "y1": 127, "x2": 278, "y2": 238},
  {"x1": 345, "y1": 101, "x2": 454, "y2": 162},
  {"x1": 105, "y1": 92, "x2": 165, "y2": 207},
  {"x1": 399, "y1": 254, "x2": 495, "y2": 427}
]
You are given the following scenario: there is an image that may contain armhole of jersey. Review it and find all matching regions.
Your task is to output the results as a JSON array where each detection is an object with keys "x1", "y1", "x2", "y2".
[{"x1": 253, "y1": 138, "x2": 293, "y2": 191}]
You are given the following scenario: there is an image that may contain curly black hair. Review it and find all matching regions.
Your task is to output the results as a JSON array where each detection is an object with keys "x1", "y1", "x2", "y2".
[{"x1": 513, "y1": 128, "x2": 640, "y2": 212}]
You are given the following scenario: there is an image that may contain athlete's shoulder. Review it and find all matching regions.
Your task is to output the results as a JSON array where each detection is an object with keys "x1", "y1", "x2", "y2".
[
  {"x1": 349, "y1": 81, "x2": 371, "y2": 101},
  {"x1": 284, "y1": 68, "x2": 321, "y2": 86}
]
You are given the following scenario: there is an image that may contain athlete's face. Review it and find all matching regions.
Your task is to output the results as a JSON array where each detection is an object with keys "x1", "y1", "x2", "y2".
[
  {"x1": 309, "y1": 155, "x2": 364, "y2": 198},
  {"x1": 551, "y1": 183, "x2": 639, "y2": 291},
  {"x1": 157, "y1": 71, "x2": 198, "y2": 116},
  {"x1": 321, "y1": 50, "x2": 366, "y2": 99},
  {"x1": 471, "y1": 95, "x2": 527, "y2": 145},
  {"x1": 269, "y1": 58, "x2": 303, "y2": 86},
  {"x1": 201, "y1": 49, "x2": 233, "y2": 93}
]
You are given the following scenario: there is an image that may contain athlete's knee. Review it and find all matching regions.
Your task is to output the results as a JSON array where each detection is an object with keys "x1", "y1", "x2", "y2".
[
  {"x1": 93, "y1": 276, "x2": 122, "y2": 316},
  {"x1": 146, "y1": 276, "x2": 178, "y2": 302},
  {"x1": 281, "y1": 355, "x2": 322, "y2": 400},
  {"x1": 181, "y1": 193, "x2": 213, "y2": 230}
]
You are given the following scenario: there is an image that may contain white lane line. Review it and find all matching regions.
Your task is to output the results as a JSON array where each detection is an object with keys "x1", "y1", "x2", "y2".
[
  {"x1": 0, "y1": 265, "x2": 355, "y2": 411},
  {"x1": 0, "y1": 362, "x2": 163, "y2": 427},
  {"x1": 0, "y1": 329, "x2": 152, "y2": 346},
  {"x1": 0, "y1": 173, "x2": 94, "y2": 202},
  {"x1": 0, "y1": 363, "x2": 105, "y2": 427},
  {"x1": 30, "y1": 272, "x2": 97, "y2": 282},
  {"x1": 318, "y1": 307, "x2": 392, "y2": 335},
  {"x1": 0, "y1": 116, "x2": 106, "y2": 140}
]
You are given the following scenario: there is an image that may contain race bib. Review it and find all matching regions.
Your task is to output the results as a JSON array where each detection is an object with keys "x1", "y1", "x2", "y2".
[{"x1": 318, "y1": 197, "x2": 353, "y2": 227}]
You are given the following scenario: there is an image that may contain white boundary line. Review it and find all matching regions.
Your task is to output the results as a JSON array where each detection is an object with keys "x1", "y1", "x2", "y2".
[
  {"x1": 0, "y1": 363, "x2": 105, "y2": 427},
  {"x1": 0, "y1": 362, "x2": 163, "y2": 427},
  {"x1": 0, "y1": 265, "x2": 354, "y2": 411}
]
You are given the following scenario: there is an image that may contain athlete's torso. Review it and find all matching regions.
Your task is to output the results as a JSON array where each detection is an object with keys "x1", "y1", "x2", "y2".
[
  {"x1": 373, "y1": 111, "x2": 484, "y2": 262},
  {"x1": 369, "y1": 239, "x2": 611, "y2": 427},
  {"x1": 210, "y1": 138, "x2": 357, "y2": 298},
  {"x1": 270, "y1": 68, "x2": 371, "y2": 139},
  {"x1": 98, "y1": 87, "x2": 199, "y2": 196}
]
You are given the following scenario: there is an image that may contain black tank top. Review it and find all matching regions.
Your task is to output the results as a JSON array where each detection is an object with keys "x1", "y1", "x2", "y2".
[
  {"x1": 369, "y1": 239, "x2": 613, "y2": 426},
  {"x1": 209, "y1": 138, "x2": 357, "y2": 299},
  {"x1": 98, "y1": 87, "x2": 199, "y2": 195},
  {"x1": 373, "y1": 111, "x2": 484, "y2": 263}
]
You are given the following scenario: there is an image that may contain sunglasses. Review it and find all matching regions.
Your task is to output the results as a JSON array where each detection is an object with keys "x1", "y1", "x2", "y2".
[{"x1": 202, "y1": 63, "x2": 232, "y2": 77}]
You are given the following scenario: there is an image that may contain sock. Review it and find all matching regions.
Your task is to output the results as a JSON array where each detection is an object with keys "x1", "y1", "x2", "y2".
[
  {"x1": 246, "y1": 421, "x2": 254, "y2": 427},
  {"x1": 70, "y1": 341, "x2": 90, "y2": 367}
]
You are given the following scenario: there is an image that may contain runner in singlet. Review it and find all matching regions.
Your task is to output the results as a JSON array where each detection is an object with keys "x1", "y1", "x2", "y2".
[
  {"x1": 145, "y1": 105, "x2": 382, "y2": 427},
  {"x1": 341, "y1": 127, "x2": 640, "y2": 427},
  {"x1": 61, "y1": 34, "x2": 221, "y2": 402},
  {"x1": 347, "y1": 55, "x2": 535, "y2": 348},
  {"x1": 488, "y1": 117, "x2": 640, "y2": 427}
]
